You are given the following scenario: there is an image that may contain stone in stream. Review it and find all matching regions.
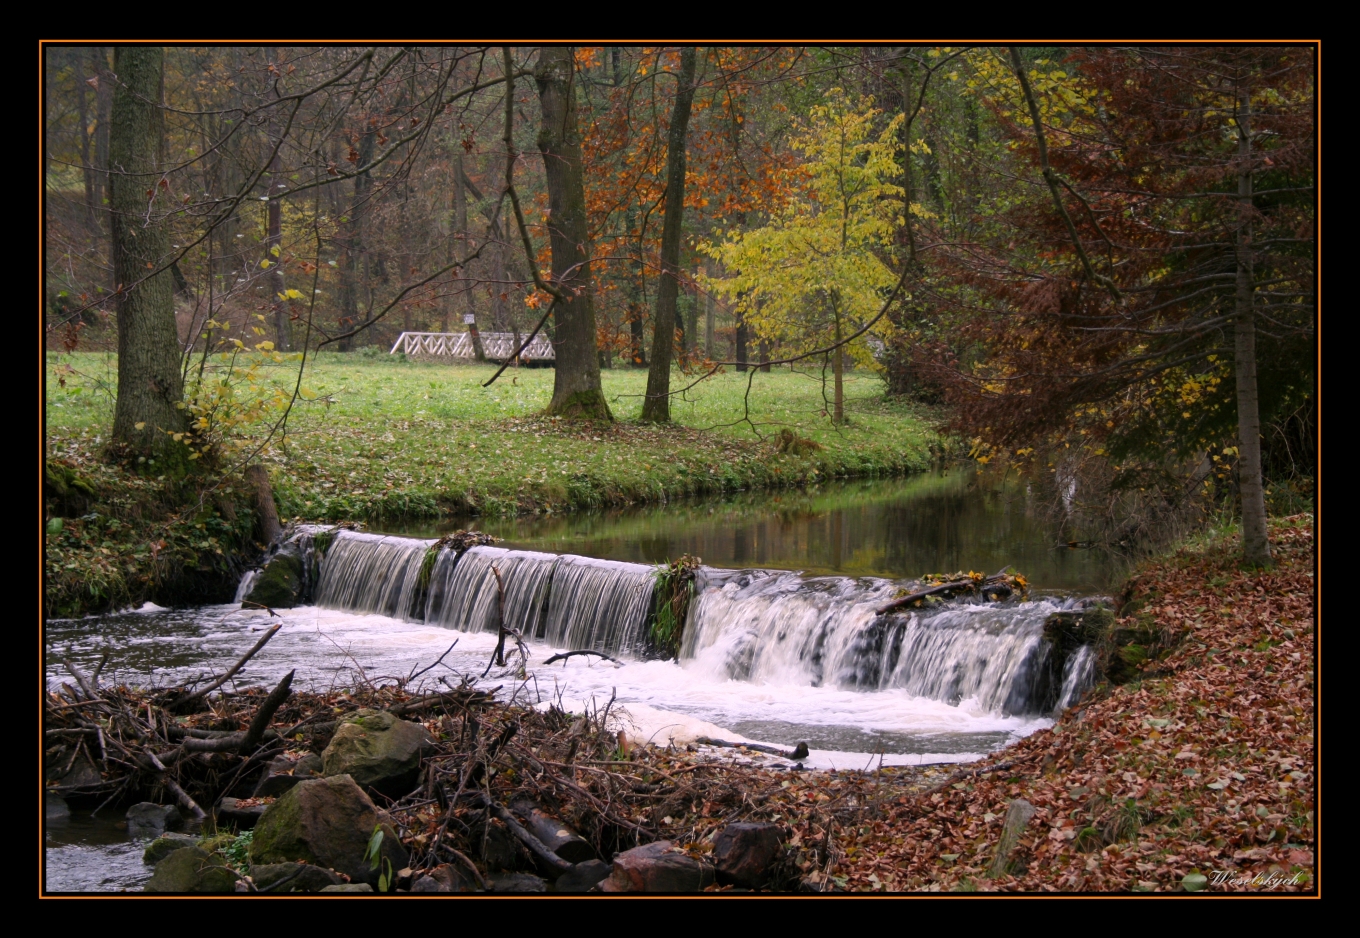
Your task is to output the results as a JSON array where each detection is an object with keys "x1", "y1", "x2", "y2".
[
  {"x1": 143, "y1": 832, "x2": 199, "y2": 865},
  {"x1": 126, "y1": 803, "x2": 184, "y2": 838},
  {"x1": 254, "y1": 752, "x2": 323, "y2": 798},
  {"x1": 216, "y1": 797, "x2": 270, "y2": 830},
  {"x1": 249, "y1": 774, "x2": 407, "y2": 885},
  {"x1": 321, "y1": 709, "x2": 435, "y2": 798},
  {"x1": 987, "y1": 798, "x2": 1037, "y2": 878},
  {"x1": 244, "y1": 548, "x2": 305, "y2": 609},
  {"x1": 144, "y1": 846, "x2": 239, "y2": 893},
  {"x1": 555, "y1": 859, "x2": 611, "y2": 893},
  {"x1": 45, "y1": 793, "x2": 70, "y2": 820},
  {"x1": 599, "y1": 841, "x2": 716, "y2": 893},
  {"x1": 319, "y1": 883, "x2": 374, "y2": 893},
  {"x1": 249, "y1": 862, "x2": 343, "y2": 893},
  {"x1": 713, "y1": 822, "x2": 786, "y2": 888}
]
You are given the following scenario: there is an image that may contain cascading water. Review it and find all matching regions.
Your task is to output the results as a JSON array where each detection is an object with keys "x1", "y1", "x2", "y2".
[
  {"x1": 314, "y1": 532, "x2": 432, "y2": 619},
  {"x1": 424, "y1": 546, "x2": 557, "y2": 636},
  {"x1": 301, "y1": 529, "x2": 1095, "y2": 717}
]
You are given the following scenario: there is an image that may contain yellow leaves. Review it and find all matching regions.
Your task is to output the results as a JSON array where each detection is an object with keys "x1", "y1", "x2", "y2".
[
  {"x1": 255, "y1": 341, "x2": 275, "y2": 352},
  {"x1": 134, "y1": 422, "x2": 146, "y2": 431},
  {"x1": 278, "y1": 288, "x2": 305, "y2": 301},
  {"x1": 270, "y1": 245, "x2": 281, "y2": 257},
  {"x1": 260, "y1": 259, "x2": 273, "y2": 269}
]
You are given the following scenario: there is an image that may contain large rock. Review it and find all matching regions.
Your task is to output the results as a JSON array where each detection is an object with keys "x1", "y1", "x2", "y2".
[
  {"x1": 249, "y1": 774, "x2": 407, "y2": 884},
  {"x1": 244, "y1": 550, "x2": 304, "y2": 609},
  {"x1": 599, "y1": 841, "x2": 715, "y2": 893},
  {"x1": 487, "y1": 873, "x2": 547, "y2": 893},
  {"x1": 321, "y1": 710, "x2": 434, "y2": 798},
  {"x1": 216, "y1": 797, "x2": 270, "y2": 830},
  {"x1": 144, "y1": 846, "x2": 239, "y2": 893},
  {"x1": 126, "y1": 803, "x2": 183, "y2": 838},
  {"x1": 409, "y1": 864, "x2": 475, "y2": 893},
  {"x1": 714, "y1": 822, "x2": 785, "y2": 888},
  {"x1": 249, "y1": 862, "x2": 343, "y2": 893},
  {"x1": 319, "y1": 883, "x2": 373, "y2": 893},
  {"x1": 143, "y1": 832, "x2": 199, "y2": 865}
]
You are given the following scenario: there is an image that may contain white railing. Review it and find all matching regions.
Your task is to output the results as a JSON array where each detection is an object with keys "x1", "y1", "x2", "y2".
[{"x1": 389, "y1": 331, "x2": 555, "y2": 361}]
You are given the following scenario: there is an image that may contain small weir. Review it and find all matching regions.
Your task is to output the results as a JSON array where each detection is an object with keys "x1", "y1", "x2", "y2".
[{"x1": 295, "y1": 529, "x2": 1098, "y2": 717}]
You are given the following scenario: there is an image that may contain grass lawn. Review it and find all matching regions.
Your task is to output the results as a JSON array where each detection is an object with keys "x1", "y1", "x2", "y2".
[{"x1": 46, "y1": 350, "x2": 940, "y2": 523}]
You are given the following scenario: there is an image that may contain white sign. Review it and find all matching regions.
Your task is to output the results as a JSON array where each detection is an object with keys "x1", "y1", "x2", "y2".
[{"x1": 463, "y1": 314, "x2": 476, "y2": 325}]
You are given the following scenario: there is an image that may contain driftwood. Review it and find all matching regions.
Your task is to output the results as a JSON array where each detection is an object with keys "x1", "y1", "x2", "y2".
[
  {"x1": 875, "y1": 571, "x2": 1016, "y2": 615},
  {"x1": 168, "y1": 623, "x2": 281, "y2": 712},
  {"x1": 543, "y1": 650, "x2": 624, "y2": 666},
  {"x1": 473, "y1": 793, "x2": 574, "y2": 875},
  {"x1": 696, "y1": 737, "x2": 810, "y2": 760}
]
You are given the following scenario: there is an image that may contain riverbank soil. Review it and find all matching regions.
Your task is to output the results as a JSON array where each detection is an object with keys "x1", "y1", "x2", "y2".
[{"x1": 815, "y1": 513, "x2": 1315, "y2": 892}]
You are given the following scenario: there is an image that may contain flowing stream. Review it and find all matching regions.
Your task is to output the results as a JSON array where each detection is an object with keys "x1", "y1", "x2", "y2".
[{"x1": 45, "y1": 471, "x2": 1113, "y2": 891}]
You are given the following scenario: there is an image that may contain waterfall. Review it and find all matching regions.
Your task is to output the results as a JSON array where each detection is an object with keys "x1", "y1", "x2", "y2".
[
  {"x1": 306, "y1": 530, "x2": 1094, "y2": 716},
  {"x1": 314, "y1": 531, "x2": 433, "y2": 619},
  {"x1": 424, "y1": 546, "x2": 557, "y2": 637},
  {"x1": 233, "y1": 569, "x2": 260, "y2": 603},
  {"x1": 542, "y1": 555, "x2": 656, "y2": 653},
  {"x1": 683, "y1": 569, "x2": 1076, "y2": 715},
  {"x1": 1055, "y1": 644, "x2": 1096, "y2": 711}
]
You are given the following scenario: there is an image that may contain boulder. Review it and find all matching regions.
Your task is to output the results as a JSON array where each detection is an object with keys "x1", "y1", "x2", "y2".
[
  {"x1": 555, "y1": 859, "x2": 611, "y2": 893},
  {"x1": 143, "y1": 832, "x2": 199, "y2": 865},
  {"x1": 249, "y1": 774, "x2": 407, "y2": 885},
  {"x1": 321, "y1": 710, "x2": 434, "y2": 798},
  {"x1": 144, "y1": 846, "x2": 239, "y2": 894},
  {"x1": 45, "y1": 793, "x2": 70, "y2": 821},
  {"x1": 319, "y1": 883, "x2": 374, "y2": 893},
  {"x1": 244, "y1": 550, "x2": 305, "y2": 609},
  {"x1": 714, "y1": 822, "x2": 785, "y2": 888},
  {"x1": 126, "y1": 803, "x2": 183, "y2": 838},
  {"x1": 487, "y1": 873, "x2": 547, "y2": 893},
  {"x1": 254, "y1": 752, "x2": 323, "y2": 797},
  {"x1": 599, "y1": 841, "x2": 715, "y2": 893},
  {"x1": 249, "y1": 862, "x2": 343, "y2": 893}
]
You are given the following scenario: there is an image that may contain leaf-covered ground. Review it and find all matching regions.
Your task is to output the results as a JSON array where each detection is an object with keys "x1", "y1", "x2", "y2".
[{"x1": 769, "y1": 513, "x2": 1315, "y2": 893}]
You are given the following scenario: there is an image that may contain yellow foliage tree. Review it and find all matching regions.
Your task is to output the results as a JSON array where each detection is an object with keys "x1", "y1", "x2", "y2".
[{"x1": 701, "y1": 90, "x2": 903, "y2": 424}]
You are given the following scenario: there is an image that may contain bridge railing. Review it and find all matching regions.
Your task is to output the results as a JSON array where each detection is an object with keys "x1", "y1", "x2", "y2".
[{"x1": 389, "y1": 331, "x2": 555, "y2": 361}]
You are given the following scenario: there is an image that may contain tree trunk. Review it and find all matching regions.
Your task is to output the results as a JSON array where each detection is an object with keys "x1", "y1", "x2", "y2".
[
  {"x1": 266, "y1": 157, "x2": 289, "y2": 351},
  {"x1": 832, "y1": 311, "x2": 845, "y2": 425},
  {"x1": 535, "y1": 47, "x2": 611, "y2": 419},
  {"x1": 759, "y1": 339, "x2": 771, "y2": 373},
  {"x1": 336, "y1": 127, "x2": 374, "y2": 352},
  {"x1": 642, "y1": 47, "x2": 698, "y2": 423},
  {"x1": 1233, "y1": 86, "x2": 1271, "y2": 567},
  {"x1": 73, "y1": 51, "x2": 97, "y2": 229},
  {"x1": 92, "y1": 49, "x2": 113, "y2": 241},
  {"x1": 704, "y1": 278, "x2": 714, "y2": 359},
  {"x1": 453, "y1": 153, "x2": 485, "y2": 359},
  {"x1": 735, "y1": 313, "x2": 748, "y2": 371},
  {"x1": 109, "y1": 47, "x2": 186, "y2": 457}
]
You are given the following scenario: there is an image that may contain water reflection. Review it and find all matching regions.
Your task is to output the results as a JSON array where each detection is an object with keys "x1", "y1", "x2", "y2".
[{"x1": 381, "y1": 470, "x2": 1116, "y2": 593}]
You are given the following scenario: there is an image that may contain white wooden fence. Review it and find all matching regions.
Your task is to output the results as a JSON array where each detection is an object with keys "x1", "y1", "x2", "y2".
[{"x1": 389, "y1": 331, "x2": 555, "y2": 362}]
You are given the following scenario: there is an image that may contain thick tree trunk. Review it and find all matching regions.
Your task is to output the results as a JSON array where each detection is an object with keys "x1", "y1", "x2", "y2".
[
  {"x1": 336, "y1": 128, "x2": 374, "y2": 352},
  {"x1": 1234, "y1": 88, "x2": 1271, "y2": 567},
  {"x1": 535, "y1": 47, "x2": 611, "y2": 419},
  {"x1": 642, "y1": 47, "x2": 698, "y2": 423},
  {"x1": 110, "y1": 47, "x2": 186, "y2": 457},
  {"x1": 759, "y1": 339, "x2": 771, "y2": 373}
]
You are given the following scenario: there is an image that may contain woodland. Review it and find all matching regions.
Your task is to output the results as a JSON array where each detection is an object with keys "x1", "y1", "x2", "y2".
[{"x1": 43, "y1": 44, "x2": 1316, "y2": 895}]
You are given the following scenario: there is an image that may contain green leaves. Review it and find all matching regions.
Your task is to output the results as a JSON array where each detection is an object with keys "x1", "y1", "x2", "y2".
[{"x1": 364, "y1": 824, "x2": 393, "y2": 892}]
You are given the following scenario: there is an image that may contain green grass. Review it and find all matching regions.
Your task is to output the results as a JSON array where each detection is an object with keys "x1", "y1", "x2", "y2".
[{"x1": 47, "y1": 351, "x2": 941, "y2": 523}]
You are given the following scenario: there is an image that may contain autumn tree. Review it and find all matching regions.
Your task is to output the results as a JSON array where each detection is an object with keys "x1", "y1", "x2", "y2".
[{"x1": 702, "y1": 90, "x2": 904, "y2": 424}]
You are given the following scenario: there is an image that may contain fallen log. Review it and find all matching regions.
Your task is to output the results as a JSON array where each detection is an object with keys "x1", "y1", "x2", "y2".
[
  {"x1": 875, "y1": 571, "x2": 1015, "y2": 615},
  {"x1": 695, "y1": 737, "x2": 809, "y2": 760},
  {"x1": 472, "y1": 793, "x2": 573, "y2": 876}
]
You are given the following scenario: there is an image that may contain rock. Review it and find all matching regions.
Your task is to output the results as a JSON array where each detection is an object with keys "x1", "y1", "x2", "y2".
[
  {"x1": 555, "y1": 859, "x2": 611, "y2": 893},
  {"x1": 478, "y1": 817, "x2": 530, "y2": 871},
  {"x1": 216, "y1": 797, "x2": 270, "y2": 830},
  {"x1": 599, "y1": 841, "x2": 715, "y2": 893},
  {"x1": 144, "y1": 846, "x2": 239, "y2": 893},
  {"x1": 244, "y1": 549, "x2": 305, "y2": 609},
  {"x1": 126, "y1": 803, "x2": 183, "y2": 838},
  {"x1": 249, "y1": 774, "x2": 407, "y2": 885},
  {"x1": 714, "y1": 822, "x2": 785, "y2": 888},
  {"x1": 408, "y1": 863, "x2": 474, "y2": 893},
  {"x1": 319, "y1": 883, "x2": 374, "y2": 893},
  {"x1": 143, "y1": 832, "x2": 199, "y2": 865},
  {"x1": 986, "y1": 798, "x2": 1036, "y2": 878},
  {"x1": 45, "y1": 793, "x2": 70, "y2": 821},
  {"x1": 487, "y1": 873, "x2": 547, "y2": 893},
  {"x1": 254, "y1": 752, "x2": 323, "y2": 797},
  {"x1": 249, "y1": 862, "x2": 342, "y2": 893},
  {"x1": 321, "y1": 710, "x2": 434, "y2": 798},
  {"x1": 510, "y1": 800, "x2": 596, "y2": 863}
]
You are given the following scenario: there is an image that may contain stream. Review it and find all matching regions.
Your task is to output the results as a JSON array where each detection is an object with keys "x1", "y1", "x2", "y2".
[{"x1": 45, "y1": 469, "x2": 1115, "y2": 892}]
